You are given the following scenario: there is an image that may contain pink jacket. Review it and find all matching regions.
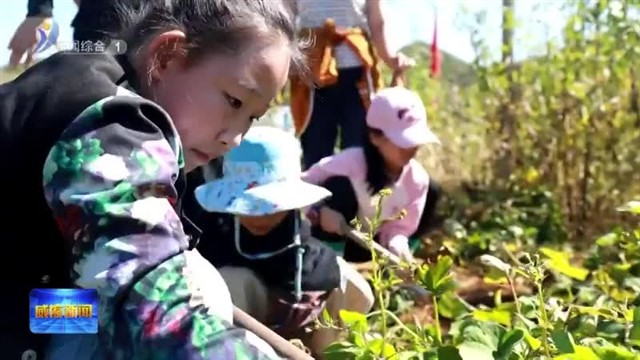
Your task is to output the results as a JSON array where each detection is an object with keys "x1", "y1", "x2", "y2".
[{"x1": 302, "y1": 147, "x2": 430, "y2": 249}]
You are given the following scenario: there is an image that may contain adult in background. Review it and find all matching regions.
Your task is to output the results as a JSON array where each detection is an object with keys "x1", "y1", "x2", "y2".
[{"x1": 287, "y1": 0, "x2": 415, "y2": 169}]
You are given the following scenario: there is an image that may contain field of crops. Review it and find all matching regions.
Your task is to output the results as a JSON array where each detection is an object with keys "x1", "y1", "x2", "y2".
[
  {"x1": 317, "y1": 0, "x2": 640, "y2": 358},
  {"x1": 2, "y1": 1, "x2": 639, "y2": 359}
]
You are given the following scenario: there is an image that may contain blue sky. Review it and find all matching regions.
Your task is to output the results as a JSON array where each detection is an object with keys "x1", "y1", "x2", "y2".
[{"x1": 0, "y1": 0, "x2": 570, "y2": 65}]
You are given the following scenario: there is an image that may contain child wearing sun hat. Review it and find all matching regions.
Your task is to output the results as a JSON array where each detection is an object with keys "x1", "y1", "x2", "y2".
[{"x1": 194, "y1": 126, "x2": 375, "y2": 356}]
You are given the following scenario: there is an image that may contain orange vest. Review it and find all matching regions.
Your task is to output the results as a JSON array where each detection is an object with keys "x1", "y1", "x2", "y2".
[{"x1": 290, "y1": 19, "x2": 384, "y2": 136}]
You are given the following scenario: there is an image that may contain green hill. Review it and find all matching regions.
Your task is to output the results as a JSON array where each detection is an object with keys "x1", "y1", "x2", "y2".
[{"x1": 399, "y1": 41, "x2": 476, "y2": 87}]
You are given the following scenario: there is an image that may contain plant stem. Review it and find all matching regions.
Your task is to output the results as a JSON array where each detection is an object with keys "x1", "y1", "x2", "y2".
[
  {"x1": 368, "y1": 221, "x2": 389, "y2": 358},
  {"x1": 367, "y1": 310, "x2": 425, "y2": 344},
  {"x1": 501, "y1": 242, "x2": 521, "y2": 265},
  {"x1": 536, "y1": 282, "x2": 552, "y2": 358},
  {"x1": 507, "y1": 274, "x2": 522, "y2": 316},
  {"x1": 377, "y1": 284, "x2": 388, "y2": 335},
  {"x1": 432, "y1": 295, "x2": 442, "y2": 345}
]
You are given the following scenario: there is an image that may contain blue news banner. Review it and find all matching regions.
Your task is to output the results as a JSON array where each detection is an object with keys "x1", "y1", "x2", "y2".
[{"x1": 30, "y1": 288, "x2": 98, "y2": 334}]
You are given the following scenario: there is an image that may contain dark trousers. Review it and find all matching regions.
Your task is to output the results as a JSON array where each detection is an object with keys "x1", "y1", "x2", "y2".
[
  {"x1": 312, "y1": 176, "x2": 442, "y2": 263},
  {"x1": 301, "y1": 67, "x2": 367, "y2": 170}
]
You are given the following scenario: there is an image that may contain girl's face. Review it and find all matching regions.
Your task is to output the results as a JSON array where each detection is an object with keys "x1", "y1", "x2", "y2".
[
  {"x1": 370, "y1": 132, "x2": 419, "y2": 173},
  {"x1": 239, "y1": 211, "x2": 288, "y2": 236},
  {"x1": 146, "y1": 31, "x2": 292, "y2": 172}
]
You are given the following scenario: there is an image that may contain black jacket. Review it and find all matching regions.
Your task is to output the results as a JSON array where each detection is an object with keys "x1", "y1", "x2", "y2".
[
  {"x1": 0, "y1": 50, "x2": 123, "y2": 359},
  {"x1": 196, "y1": 210, "x2": 341, "y2": 293}
]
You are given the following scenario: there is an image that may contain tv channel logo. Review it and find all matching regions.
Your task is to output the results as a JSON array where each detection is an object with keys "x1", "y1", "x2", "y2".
[
  {"x1": 34, "y1": 18, "x2": 59, "y2": 54},
  {"x1": 30, "y1": 288, "x2": 98, "y2": 334}
]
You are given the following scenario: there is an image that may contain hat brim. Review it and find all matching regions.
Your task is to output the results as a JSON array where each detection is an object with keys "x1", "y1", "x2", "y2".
[
  {"x1": 195, "y1": 179, "x2": 331, "y2": 216},
  {"x1": 386, "y1": 123, "x2": 441, "y2": 149}
]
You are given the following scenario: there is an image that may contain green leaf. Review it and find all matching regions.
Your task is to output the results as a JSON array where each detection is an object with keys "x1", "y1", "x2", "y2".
[
  {"x1": 522, "y1": 330, "x2": 542, "y2": 351},
  {"x1": 416, "y1": 255, "x2": 456, "y2": 296},
  {"x1": 352, "y1": 332, "x2": 366, "y2": 348},
  {"x1": 596, "y1": 320, "x2": 626, "y2": 340},
  {"x1": 450, "y1": 318, "x2": 503, "y2": 350},
  {"x1": 339, "y1": 310, "x2": 368, "y2": 333},
  {"x1": 421, "y1": 350, "x2": 439, "y2": 360},
  {"x1": 540, "y1": 247, "x2": 590, "y2": 281},
  {"x1": 495, "y1": 329, "x2": 525, "y2": 360},
  {"x1": 551, "y1": 329, "x2": 575, "y2": 354},
  {"x1": 458, "y1": 342, "x2": 494, "y2": 360},
  {"x1": 610, "y1": 263, "x2": 632, "y2": 284},
  {"x1": 396, "y1": 351, "x2": 422, "y2": 360},
  {"x1": 323, "y1": 341, "x2": 363, "y2": 360},
  {"x1": 629, "y1": 307, "x2": 640, "y2": 345},
  {"x1": 367, "y1": 339, "x2": 396, "y2": 358},
  {"x1": 568, "y1": 81, "x2": 587, "y2": 99},
  {"x1": 473, "y1": 308, "x2": 512, "y2": 327},
  {"x1": 539, "y1": 247, "x2": 568, "y2": 262},
  {"x1": 573, "y1": 306, "x2": 618, "y2": 319},
  {"x1": 438, "y1": 293, "x2": 470, "y2": 319},
  {"x1": 593, "y1": 345, "x2": 638, "y2": 360},
  {"x1": 483, "y1": 267, "x2": 509, "y2": 285},
  {"x1": 596, "y1": 232, "x2": 619, "y2": 247},
  {"x1": 552, "y1": 345, "x2": 600, "y2": 360},
  {"x1": 321, "y1": 308, "x2": 332, "y2": 324},
  {"x1": 437, "y1": 346, "x2": 464, "y2": 360}
]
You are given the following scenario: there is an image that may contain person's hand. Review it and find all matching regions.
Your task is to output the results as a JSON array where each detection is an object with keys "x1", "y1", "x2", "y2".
[
  {"x1": 387, "y1": 236, "x2": 414, "y2": 263},
  {"x1": 387, "y1": 52, "x2": 416, "y2": 73},
  {"x1": 319, "y1": 206, "x2": 348, "y2": 235},
  {"x1": 7, "y1": 17, "x2": 49, "y2": 67}
]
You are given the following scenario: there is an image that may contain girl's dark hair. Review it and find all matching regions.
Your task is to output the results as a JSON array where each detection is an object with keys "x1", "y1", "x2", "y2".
[
  {"x1": 363, "y1": 127, "x2": 391, "y2": 195},
  {"x1": 114, "y1": 0, "x2": 307, "y2": 78}
]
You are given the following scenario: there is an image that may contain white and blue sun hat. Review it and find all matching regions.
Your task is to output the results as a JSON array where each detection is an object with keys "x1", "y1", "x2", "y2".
[{"x1": 195, "y1": 126, "x2": 332, "y2": 216}]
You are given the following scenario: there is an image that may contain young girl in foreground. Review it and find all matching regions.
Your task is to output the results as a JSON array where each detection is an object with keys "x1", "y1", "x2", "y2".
[
  {"x1": 195, "y1": 126, "x2": 374, "y2": 358},
  {"x1": 303, "y1": 86, "x2": 441, "y2": 263},
  {"x1": 0, "y1": 1, "x2": 302, "y2": 359}
]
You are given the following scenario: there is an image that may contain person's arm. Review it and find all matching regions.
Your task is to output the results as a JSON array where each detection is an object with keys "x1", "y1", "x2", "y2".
[
  {"x1": 377, "y1": 171, "x2": 429, "y2": 258},
  {"x1": 302, "y1": 149, "x2": 367, "y2": 234},
  {"x1": 43, "y1": 95, "x2": 280, "y2": 359},
  {"x1": 27, "y1": 0, "x2": 53, "y2": 17},
  {"x1": 301, "y1": 148, "x2": 362, "y2": 186},
  {"x1": 365, "y1": 0, "x2": 394, "y2": 67},
  {"x1": 366, "y1": 0, "x2": 415, "y2": 72}
]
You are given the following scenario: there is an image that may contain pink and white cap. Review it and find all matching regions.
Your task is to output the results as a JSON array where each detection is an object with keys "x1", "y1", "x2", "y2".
[{"x1": 366, "y1": 86, "x2": 440, "y2": 149}]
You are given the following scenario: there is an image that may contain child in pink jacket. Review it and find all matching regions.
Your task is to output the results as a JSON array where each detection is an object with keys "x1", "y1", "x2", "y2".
[{"x1": 302, "y1": 86, "x2": 441, "y2": 262}]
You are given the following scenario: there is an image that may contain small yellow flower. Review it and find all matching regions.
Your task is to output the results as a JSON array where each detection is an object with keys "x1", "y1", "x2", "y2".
[
  {"x1": 524, "y1": 167, "x2": 540, "y2": 184},
  {"x1": 379, "y1": 188, "x2": 392, "y2": 197}
]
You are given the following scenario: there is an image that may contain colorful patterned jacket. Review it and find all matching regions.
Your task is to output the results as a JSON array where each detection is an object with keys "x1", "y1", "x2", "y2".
[{"x1": 0, "y1": 51, "x2": 281, "y2": 359}]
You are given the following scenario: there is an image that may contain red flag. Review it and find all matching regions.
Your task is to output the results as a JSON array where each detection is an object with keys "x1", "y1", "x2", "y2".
[{"x1": 430, "y1": 11, "x2": 441, "y2": 78}]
